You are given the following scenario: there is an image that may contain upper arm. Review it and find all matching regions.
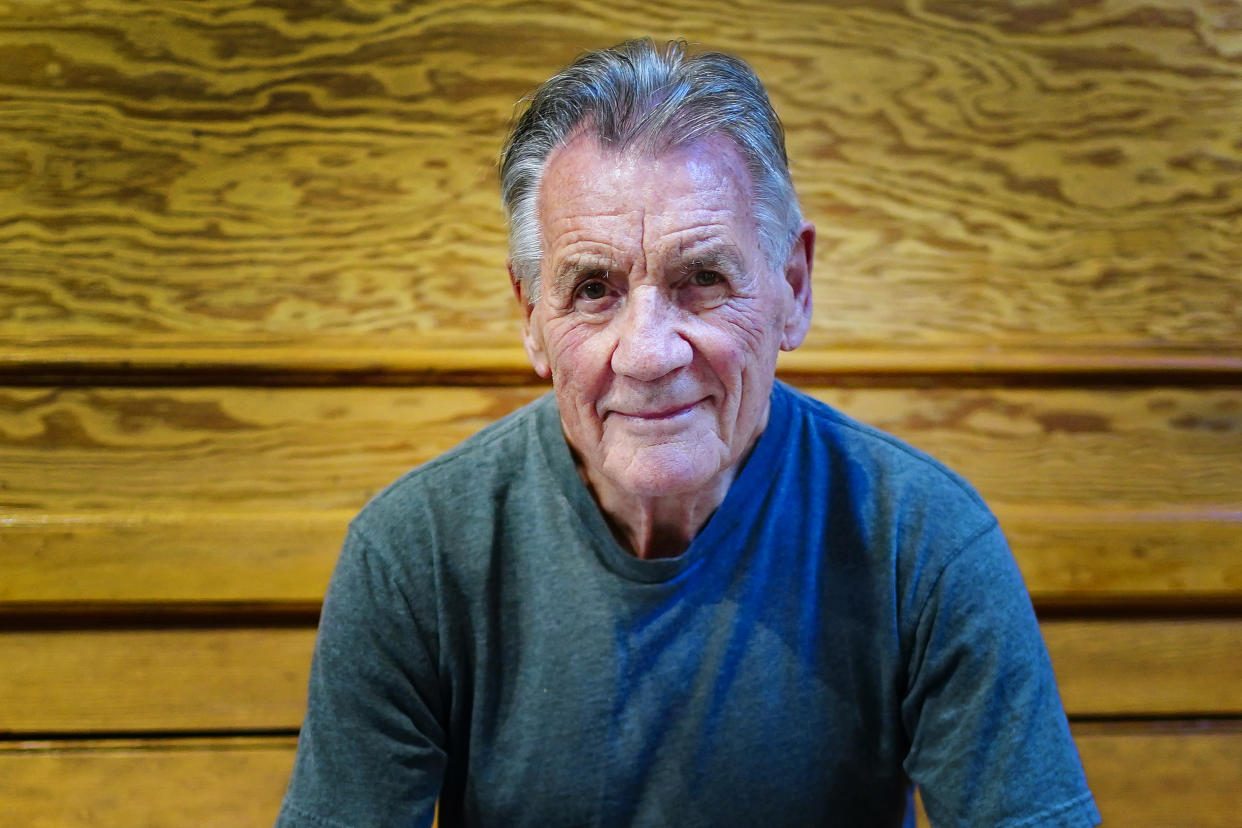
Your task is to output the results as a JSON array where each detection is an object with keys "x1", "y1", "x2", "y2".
[
  {"x1": 277, "y1": 527, "x2": 445, "y2": 828},
  {"x1": 901, "y1": 523, "x2": 1099, "y2": 827}
]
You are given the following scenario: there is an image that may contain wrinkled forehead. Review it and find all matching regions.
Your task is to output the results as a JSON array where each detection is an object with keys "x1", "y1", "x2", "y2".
[{"x1": 535, "y1": 132, "x2": 762, "y2": 254}]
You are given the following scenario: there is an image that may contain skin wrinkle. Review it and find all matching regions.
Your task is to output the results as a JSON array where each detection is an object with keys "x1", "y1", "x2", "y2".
[
  {"x1": 514, "y1": 132, "x2": 814, "y2": 559},
  {"x1": 550, "y1": 253, "x2": 623, "y2": 307}
]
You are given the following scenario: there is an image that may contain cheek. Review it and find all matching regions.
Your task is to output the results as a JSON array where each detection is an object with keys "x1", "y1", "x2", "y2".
[
  {"x1": 724, "y1": 295, "x2": 783, "y2": 341},
  {"x1": 543, "y1": 321, "x2": 614, "y2": 393},
  {"x1": 701, "y1": 306, "x2": 782, "y2": 375}
]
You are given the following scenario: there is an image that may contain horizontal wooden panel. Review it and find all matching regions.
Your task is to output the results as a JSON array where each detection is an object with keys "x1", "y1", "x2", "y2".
[
  {"x1": 1045, "y1": 619, "x2": 1242, "y2": 717},
  {"x1": 0, "y1": 513, "x2": 346, "y2": 605},
  {"x1": 4, "y1": 725, "x2": 1241, "y2": 827},
  {"x1": 812, "y1": 385, "x2": 1242, "y2": 509},
  {"x1": 1001, "y1": 507, "x2": 1242, "y2": 605},
  {"x1": 1, "y1": 0, "x2": 1238, "y2": 361},
  {"x1": 0, "y1": 385, "x2": 542, "y2": 515},
  {"x1": 916, "y1": 724, "x2": 1242, "y2": 827},
  {"x1": 2, "y1": 384, "x2": 1238, "y2": 605},
  {"x1": 3, "y1": 384, "x2": 1239, "y2": 514},
  {"x1": 0, "y1": 628, "x2": 315, "y2": 733},
  {"x1": 4, "y1": 340, "x2": 1241, "y2": 383},
  {"x1": 1, "y1": 620, "x2": 1238, "y2": 734},
  {"x1": 1076, "y1": 723, "x2": 1242, "y2": 826},
  {"x1": 0, "y1": 737, "x2": 297, "y2": 828},
  {"x1": 2, "y1": 508, "x2": 1239, "y2": 606}
]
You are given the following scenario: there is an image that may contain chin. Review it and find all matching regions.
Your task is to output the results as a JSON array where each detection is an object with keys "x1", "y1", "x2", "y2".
[{"x1": 605, "y1": 446, "x2": 727, "y2": 500}]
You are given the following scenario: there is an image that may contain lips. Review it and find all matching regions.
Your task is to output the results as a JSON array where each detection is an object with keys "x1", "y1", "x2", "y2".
[{"x1": 609, "y1": 399, "x2": 704, "y2": 421}]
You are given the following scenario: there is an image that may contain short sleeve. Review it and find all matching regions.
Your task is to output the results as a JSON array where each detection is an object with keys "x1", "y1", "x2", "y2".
[
  {"x1": 276, "y1": 526, "x2": 445, "y2": 828},
  {"x1": 902, "y1": 523, "x2": 1101, "y2": 827}
]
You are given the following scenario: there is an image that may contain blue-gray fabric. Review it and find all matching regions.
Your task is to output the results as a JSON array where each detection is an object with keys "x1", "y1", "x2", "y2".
[{"x1": 277, "y1": 381, "x2": 1099, "y2": 827}]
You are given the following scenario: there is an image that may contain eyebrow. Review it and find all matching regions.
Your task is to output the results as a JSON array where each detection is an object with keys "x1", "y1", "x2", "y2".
[
  {"x1": 549, "y1": 255, "x2": 616, "y2": 297},
  {"x1": 674, "y1": 243, "x2": 745, "y2": 274},
  {"x1": 547, "y1": 240, "x2": 747, "y2": 295}
]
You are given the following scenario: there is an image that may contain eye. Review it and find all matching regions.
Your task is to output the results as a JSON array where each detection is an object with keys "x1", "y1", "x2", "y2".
[
  {"x1": 578, "y1": 280, "x2": 608, "y2": 301},
  {"x1": 689, "y1": 270, "x2": 723, "y2": 287},
  {"x1": 571, "y1": 276, "x2": 617, "y2": 312}
]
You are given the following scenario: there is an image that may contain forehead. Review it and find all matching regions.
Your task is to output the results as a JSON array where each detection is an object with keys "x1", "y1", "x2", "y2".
[{"x1": 536, "y1": 133, "x2": 760, "y2": 265}]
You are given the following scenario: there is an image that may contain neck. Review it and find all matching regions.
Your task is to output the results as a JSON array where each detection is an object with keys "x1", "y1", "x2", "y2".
[{"x1": 587, "y1": 472, "x2": 736, "y2": 559}]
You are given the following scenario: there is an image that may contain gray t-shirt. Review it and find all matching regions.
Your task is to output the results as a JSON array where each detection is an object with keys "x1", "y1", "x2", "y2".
[{"x1": 278, "y1": 381, "x2": 1099, "y2": 827}]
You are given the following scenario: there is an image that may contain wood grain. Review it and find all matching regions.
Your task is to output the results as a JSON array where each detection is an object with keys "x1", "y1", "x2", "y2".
[
  {"x1": 0, "y1": 737, "x2": 298, "y2": 828},
  {"x1": 806, "y1": 385, "x2": 1242, "y2": 509},
  {"x1": 3, "y1": 384, "x2": 1239, "y2": 515},
  {"x1": 0, "y1": 385, "x2": 542, "y2": 515},
  {"x1": 4, "y1": 341, "x2": 1241, "y2": 384},
  {"x1": 2, "y1": 384, "x2": 1238, "y2": 605},
  {"x1": 1, "y1": 619, "x2": 1238, "y2": 733},
  {"x1": 916, "y1": 724, "x2": 1242, "y2": 827},
  {"x1": 0, "y1": 627, "x2": 315, "y2": 733},
  {"x1": 3, "y1": 725, "x2": 1241, "y2": 827},
  {"x1": 1044, "y1": 619, "x2": 1242, "y2": 717},
  {"x1": 1075, "y1": 722, "x2": 1242, "y2": 826},
  {"x1": 3, "y1": 4, "x2": 1236, "y2": 813},
  {"x1": 1, "y1": 0, "x2": 1238, "y2": 367},
  {"x1": 0, "y1": 513, "x2": 346, "y2": 605},
  {"x1": 4, "y1": 508, "x2": 1239, "y2": 607},
  {"x1": 1001, "y1": 507, "x2": 1242, "y2": 605}
]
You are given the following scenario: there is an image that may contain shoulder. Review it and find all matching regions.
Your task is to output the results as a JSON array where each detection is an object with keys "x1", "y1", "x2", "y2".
[
  {"x1": 349, "y1": 391, "x2": 558, "y2": 550},
  {"x1": 773, "y1": 382, "x2": 1007, "y2": 625},
  {"x1": 776, "y1": 381, "x2": 993, "y2": 526}
]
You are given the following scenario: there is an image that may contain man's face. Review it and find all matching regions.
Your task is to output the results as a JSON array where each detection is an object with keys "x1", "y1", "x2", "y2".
[{"x1": 517, "y1": 133, "x2": 812, "y2": 502}]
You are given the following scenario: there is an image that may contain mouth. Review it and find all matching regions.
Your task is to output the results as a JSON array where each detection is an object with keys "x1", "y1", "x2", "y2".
[{"x1": 610, "y1": 399, "x2": 704, "y2": 422}]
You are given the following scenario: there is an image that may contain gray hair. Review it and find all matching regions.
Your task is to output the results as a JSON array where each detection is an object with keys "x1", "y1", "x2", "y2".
[{"x1": 500, "y1": 38, "x2": 803, "y2": 299}]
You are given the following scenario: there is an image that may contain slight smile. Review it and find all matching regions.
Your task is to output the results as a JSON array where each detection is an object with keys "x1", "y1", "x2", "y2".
[{"x1": 608, "y1": 399, "x2": 707, "y2": 423}]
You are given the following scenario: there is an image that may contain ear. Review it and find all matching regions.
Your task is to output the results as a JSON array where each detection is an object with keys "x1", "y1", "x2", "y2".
[
  {"x1": 510, "y1": 261, "x2": 551, "y2": 379},
  {"x1": 779, "y1": 221, "x2": 815, "y2": 351}
]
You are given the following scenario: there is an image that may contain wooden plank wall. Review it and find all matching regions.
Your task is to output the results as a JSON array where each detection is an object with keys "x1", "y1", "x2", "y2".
[{"x1": 2, "y1": 1, "x2": 1240, "y2": 824}]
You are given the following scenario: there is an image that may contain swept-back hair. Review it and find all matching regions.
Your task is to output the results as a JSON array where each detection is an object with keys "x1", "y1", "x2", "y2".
[{"x1": 500, "y1": 38, "x2": 802, "y2": 298}]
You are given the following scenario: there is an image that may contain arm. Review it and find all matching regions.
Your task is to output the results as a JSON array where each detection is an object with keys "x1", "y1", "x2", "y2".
[
  {"x1": 902, "y1": 523, "x2": 1100, "y2": 827},
  {"x1": 277, "y1": 526, "x2": 445, "y2": 828}
]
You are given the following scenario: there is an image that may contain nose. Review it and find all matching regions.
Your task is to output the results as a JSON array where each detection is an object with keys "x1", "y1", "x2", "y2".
[{"x1": 610, "y1": 285, "x2": 693, "y2": 381}]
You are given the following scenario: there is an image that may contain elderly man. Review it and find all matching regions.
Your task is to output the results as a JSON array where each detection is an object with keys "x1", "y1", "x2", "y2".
[{"x1": 278, "y1": 40, "x2": 1099, "y2": 827}]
